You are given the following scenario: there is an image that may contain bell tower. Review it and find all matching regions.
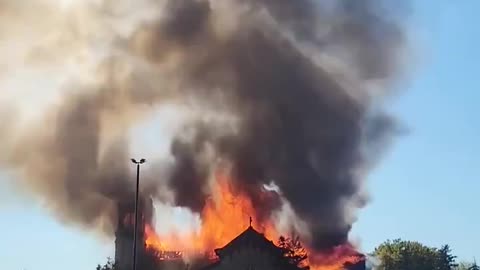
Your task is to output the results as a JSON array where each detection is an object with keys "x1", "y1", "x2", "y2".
[{"x1": 114, "y1": 197, "x2": 152, "y2": 270}]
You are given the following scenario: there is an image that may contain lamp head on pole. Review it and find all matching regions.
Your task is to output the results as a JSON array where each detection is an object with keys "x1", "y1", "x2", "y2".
[{"x1": 131, "y1": 158, "x2": 146, "y2": 165}]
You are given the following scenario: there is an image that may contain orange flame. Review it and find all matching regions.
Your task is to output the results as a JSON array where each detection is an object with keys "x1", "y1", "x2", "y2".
[
  {"x1": 309, "y1": 244, "x2": 365, "y2": 270},
  {"x1": 144, "y1": 171, "x2": 364, "y2": 269}
]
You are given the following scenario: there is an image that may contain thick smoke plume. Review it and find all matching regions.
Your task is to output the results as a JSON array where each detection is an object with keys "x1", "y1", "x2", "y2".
[{"x1": 0, "y1": 0, "x2": 408, "y2": 250}]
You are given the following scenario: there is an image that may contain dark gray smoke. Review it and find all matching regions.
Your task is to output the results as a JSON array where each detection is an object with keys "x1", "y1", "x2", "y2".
[
  {"x1": 0, "y1": 0, "x2": 408, "y2": 250},
  {"x1": 142, "y1": 0, "x2": 408, "y2": 250}
]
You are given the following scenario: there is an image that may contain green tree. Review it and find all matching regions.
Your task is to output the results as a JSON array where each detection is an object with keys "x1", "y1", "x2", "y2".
[
  {"x1": 278, "y1": 235, "x2": 309, "y2": 270},
  {"x1": 436, "y1": 245, "x2": 458, "y2": 270},
  {"x1": 96, "y1": 257, "x2": 115, "y2": 270},
  {"x1": 374, "y1": 239, "x2": 458, "y2": 270}
]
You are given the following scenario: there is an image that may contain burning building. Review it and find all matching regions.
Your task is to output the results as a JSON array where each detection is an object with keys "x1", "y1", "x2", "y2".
[
  {"x1": 115, "y1": 215, "x2": 367, "y2": 270},
  {"x1": 202, "y1": 224, "x2": 303, "y2": 270},
  {"x1": 200, "y1": 224, "x2": 367, "y2": 270},
  {"x1": 113, "y1": 175, "x2": 368, "y2": 270}
]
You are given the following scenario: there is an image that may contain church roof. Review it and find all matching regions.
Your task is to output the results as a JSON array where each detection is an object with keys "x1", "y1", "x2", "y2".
[{"x1": 214, "y1": 225, "x2": 283, "y2": 259}]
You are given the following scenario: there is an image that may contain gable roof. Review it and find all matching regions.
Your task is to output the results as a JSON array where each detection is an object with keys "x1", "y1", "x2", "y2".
[
  {"x1": 200, "y1": 225, "x2": 304, "y2": 270},
  {"x1": 214, "y1": 225, "x2": 283, "y2": 259}
]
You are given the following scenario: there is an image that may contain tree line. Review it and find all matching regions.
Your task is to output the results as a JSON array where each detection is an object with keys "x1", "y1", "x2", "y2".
[{"x1": 374, "y1": 239, "x2": 478, "y2": 270}]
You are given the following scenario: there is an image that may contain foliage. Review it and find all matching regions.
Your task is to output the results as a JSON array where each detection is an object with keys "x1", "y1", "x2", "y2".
[
  {"x1": 455, "y1": 261, "x2": 480, "y2": 270},
  {"x1": 374, "y1": 239, "x2": 457, "y2": 270},
  {"x1": 96, "y1": 257, "x2": 116, "y2": 270},
  {"x1": 437, "y1": 245, "x2": 458, "y2": 270},
  {"x1": 278, "y1": 234, "x2": 310, "y2": 270}
]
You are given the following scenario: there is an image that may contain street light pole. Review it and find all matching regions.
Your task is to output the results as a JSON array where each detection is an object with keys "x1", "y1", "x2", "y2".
[{"x1": 130, "y1": 158, "x2": 146, "y2": 270}]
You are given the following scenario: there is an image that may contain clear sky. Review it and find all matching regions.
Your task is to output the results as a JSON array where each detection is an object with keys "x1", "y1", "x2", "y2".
[
  {"x1": 351, "y1": 0, "x2": 480, "y2": 262},
  {"x1": 1, "y1": 1, "x2": 479, "y2": 269}
]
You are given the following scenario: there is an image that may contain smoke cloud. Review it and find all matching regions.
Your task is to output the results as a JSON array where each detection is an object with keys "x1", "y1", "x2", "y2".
[{"x1": 0, "y1": 0, "x2": 408, "y2": 250}]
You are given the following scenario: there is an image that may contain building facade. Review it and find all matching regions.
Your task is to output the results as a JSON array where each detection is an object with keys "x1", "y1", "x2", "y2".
[
  {"x1": 202, "y1": 226, "x2": 301, "y2": 270},
  {"x1": 115, "y1": 197, "x2": 153, "y2": 270}
]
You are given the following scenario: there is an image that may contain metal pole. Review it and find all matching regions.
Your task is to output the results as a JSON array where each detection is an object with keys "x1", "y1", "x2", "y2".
[
  {"x1": 130, "y1": 158, "x2": 145, "y2": 270},
  {"x1": 132, "y1": 163, "x2": 140, "y2": 270}
]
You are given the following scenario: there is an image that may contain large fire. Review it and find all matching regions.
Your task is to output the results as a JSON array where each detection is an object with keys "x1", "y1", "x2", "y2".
[{"x1": 144, "y1": 172, "x2": 363, "y2": 270}]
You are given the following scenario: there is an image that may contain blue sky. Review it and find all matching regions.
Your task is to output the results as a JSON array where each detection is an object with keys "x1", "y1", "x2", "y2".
[{"x1": 1, "y1": 1, "x2": 479, "y2": 269}]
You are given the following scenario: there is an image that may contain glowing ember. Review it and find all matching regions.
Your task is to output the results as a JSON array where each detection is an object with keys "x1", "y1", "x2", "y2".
[{"x1": 144, "y1": 171, "x2": 364, "y2": 269}]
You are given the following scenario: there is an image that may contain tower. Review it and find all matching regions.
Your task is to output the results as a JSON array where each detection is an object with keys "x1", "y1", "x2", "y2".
[{"x1": 114, "y1": 197, "x2": 153, "y2": 270}]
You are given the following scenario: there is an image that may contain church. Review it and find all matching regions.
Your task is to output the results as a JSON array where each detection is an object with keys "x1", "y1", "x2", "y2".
[
  {"x1": 113, "y1": 198, "x2": 365, "y2": 270},
  {"x1": 201, "y1": 224, "x2": 304, "y2": 270},
  {"x1": 200, "y1": 223, "x2": 366, "y2": 270}
]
